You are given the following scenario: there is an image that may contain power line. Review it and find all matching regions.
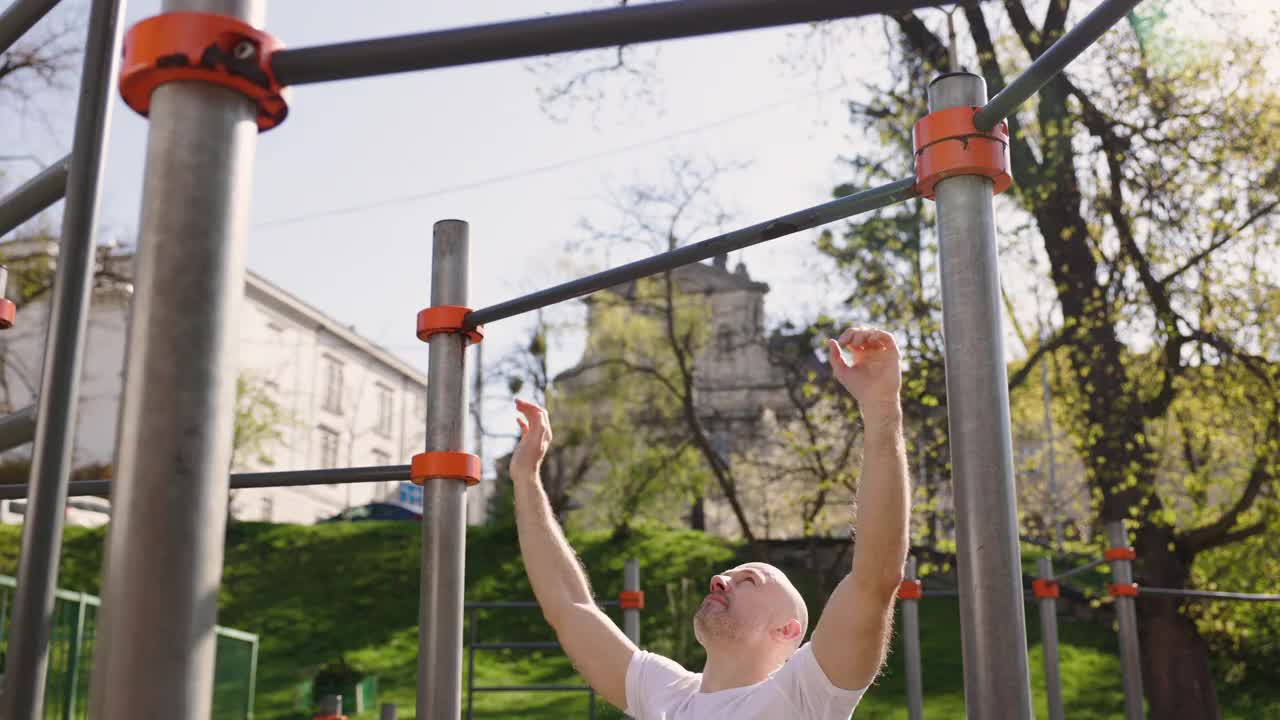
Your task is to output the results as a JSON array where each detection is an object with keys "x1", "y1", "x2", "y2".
[{"x1": 252, "y1": 82, "x2": 849, "y2": 231}]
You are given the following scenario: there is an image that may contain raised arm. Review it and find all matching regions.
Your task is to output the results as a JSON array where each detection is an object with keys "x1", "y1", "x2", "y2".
[
  {"x1": 810, "y1": 327, "x2": 911, "y2": 691},
  {"x1": 509, "y1": 399, "x2": 637, "y2": 709}
]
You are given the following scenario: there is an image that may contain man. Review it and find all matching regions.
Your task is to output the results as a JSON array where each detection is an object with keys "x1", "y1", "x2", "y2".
[{"x1": 510, "y1": 326, "x2": 910, "y2": 719}]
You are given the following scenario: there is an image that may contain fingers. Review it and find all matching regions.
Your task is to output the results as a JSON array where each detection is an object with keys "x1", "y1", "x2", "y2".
[
  {"x1": 514, "y1": 398, "x2": 552, "y2": 440},
  {"x1": 827, "y1": 338, "x2": 851, "y2": 371},
  {"x1": 834, "y1": 326, "x2": 896, "y2": 353}
]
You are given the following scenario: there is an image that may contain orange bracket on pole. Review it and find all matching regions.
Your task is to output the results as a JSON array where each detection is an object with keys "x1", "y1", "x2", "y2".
[
  {"x1": 411, "y1": 451, "x2": 481, "y2": 486},
  {"x1": 619, "y1": 591, "x2": 645, "y2": 610},
  {"x1": 1109, "y1": 583, "x2": 1140, "y2": 598},
  {"x1": 119, "y1": 12, "x2": 288, "y2": 131},
  {"x1": 0, "y1": 298, "x2": 15, "y2": 330},
  {"x1": 897, "y1": 579, "x2": 923, "y2": 601},
  {"x1": 912, "y1": 105, "x2": 1012, "y2": 200},
  {"x1": 417, "y1": 305, "x2": 484, "y2": 345},
  {"x1": 1032, "y1": 579, "x2": 1060, "y2": 600},
  {"x1": 1104, "y1": 547, "x2": 1136, "y2": 562}
]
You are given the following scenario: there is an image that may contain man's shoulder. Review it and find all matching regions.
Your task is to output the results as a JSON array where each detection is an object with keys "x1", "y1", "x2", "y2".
[{"x1": 632, "y1": 649, "x2": 700, "y2": 685}]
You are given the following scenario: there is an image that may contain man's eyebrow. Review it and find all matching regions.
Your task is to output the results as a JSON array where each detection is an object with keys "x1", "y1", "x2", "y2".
[{"x1": 730, "y1": 567, "x2": 768, "y2": 584}]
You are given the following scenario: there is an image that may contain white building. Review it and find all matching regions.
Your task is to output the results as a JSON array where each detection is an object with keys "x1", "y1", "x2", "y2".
[{"x1": 0, "y1": 238, "x2": 490, "y2": 526}]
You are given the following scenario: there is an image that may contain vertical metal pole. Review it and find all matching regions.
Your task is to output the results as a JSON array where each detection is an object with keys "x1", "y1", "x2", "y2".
[
  {"x1": 248, "y1": 634, "x2": 260, "y2": 720},
  {"x1": 466, "y1": 609, "x2": 477, "y2": 720},
  {"x1": 1, "y1": 0, "x2": 125, "y2": 714},
  {"x1": 418, "y1": 219, "x2": 472, "y2": 719},
  {"x1": 903, "y1": 557, "x2": 924, "y2": 720},
  {"x1": 1108, "y1": 521, "x2": 1145, "y2": 720},
  {"x1": 929, "y1": 71, "x2": 1035, "y2": 720},
  {"x1": 61, "y1": 596, "x2": 87, "y2": 720},
  {"x1": 1039, "y1": 327, "x2": 1063, "y2": 549},
  {"x1": 1037, "y1": 558, "x2": 1065, "y2": 720},
  {"x1": 318, "y1": 695, "x2": 342, "y2": 716},
  {"x1": 623, "y1": 558, "x2": 641, "y2": 646},
  {"x1": 380, "y1": 703, "x2": 398, "y2": 720},
  {"x1": 588, "y1": 687, "x2": 597, "y2": 720},
  {"x1": 86, "y1": 1, "x2": 264, "y2": 718}
]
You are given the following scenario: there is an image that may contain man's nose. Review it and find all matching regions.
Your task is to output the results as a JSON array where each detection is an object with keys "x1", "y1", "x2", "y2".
[{"x1": 710, "y1": 575, "x2": 730, "y2": 593}]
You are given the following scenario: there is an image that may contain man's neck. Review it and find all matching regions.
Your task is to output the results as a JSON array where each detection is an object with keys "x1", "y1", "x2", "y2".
[{"x1": 700, "y1": 645, "x2": 781, "y2": 693}]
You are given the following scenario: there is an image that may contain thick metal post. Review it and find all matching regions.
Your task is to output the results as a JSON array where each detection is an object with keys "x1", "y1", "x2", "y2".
[
  {"x1": 418, "y1": 219, "x2": 472, "y2": 719},
  {"x1": 1039, "y1": 334, "x2": 1063, "y2": 549},
  {"x1": 318, "y1": 695, "x2": 343, "y2": 716},
  {"x1": 1037, "y1": 558, "x2": 1065, "y2": 720},
  {"x1": 0, "y1": 155, "x2": 70, "y2": 237},
  {"x1": 930, "y1": 72, "x2": 1035, "y2": 720},
  {"x1": 903, "y1": 557, "x2": 924, "y2": 720},
  {"x1": 86, "y1": 0, "x2": 264, "y2": 717},
  {"x1": 380, "y1": 703, "x2": 398, "y2": 720},
  {"x1": 1108, "y1": 521, "x2": 1145, "y2": 720},
  {"x1": 0, "y1": 0, "x2": 123, "y2": 714},
  {"x1": 623, "y1": 558, "x2": 641, "y2": 646}
]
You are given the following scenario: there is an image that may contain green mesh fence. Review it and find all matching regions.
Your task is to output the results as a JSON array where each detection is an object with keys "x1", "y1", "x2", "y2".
[{"x1": 0, "y1": 576, "x2": 259, "y2": 719}]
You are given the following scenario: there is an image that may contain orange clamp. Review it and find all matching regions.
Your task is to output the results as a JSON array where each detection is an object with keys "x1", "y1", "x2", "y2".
[
  {"x1": 0, "y1": 298, "x2": 15, "y2": 330},
  {"x1": 417, "y1": 306, "x2": 484, "y2": 345},
  {"x1": 120, "y1": 13, "x2": 288, "y2": 131},
  {"x1": 912, "y1": 105, "x2": 1012, "y2": 199},
  {"x1": 1105, "y1": 547, "x2": 1136, "y2": 562},
  {"x1": 1109, "y1": 583, "x2": 1140, "y2": 598},
  {"x1": 897, "y1": 579, "x2": 923, "y2": 601},
  {"x1": 1032, "y1": 579, "x2": 1060, "y2": 600},
  {"x1": 411, "y1": 451, "x2": 481, "y2": 486},
  {"x1": 619, "y1": 591, "x2": 645, "y2": 610}
]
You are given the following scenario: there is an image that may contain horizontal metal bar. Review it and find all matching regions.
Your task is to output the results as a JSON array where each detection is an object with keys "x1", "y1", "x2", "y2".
[
  {"x1": 974, "y1": 0, "x2": 1144, "y2": 131},
  {"x1": 0, "y1": 155, "x2": 70, "y2": 237},
  {"x1": 0, "y1": 0, "x2": 62, "y2": 57},
  {"x1": 0, "y1": 464, "x2": 413, "y2": 500},
  {"x1": 1052, "y1": 557, "x2": 1109, "y2": 581},
  {"x1": 273, "y1": 0, "x2": 955, "y2": 86},
  {"x1": 471, "y1": 685, "x2": 592, "y2": 693},
  {"x1": 465, "y1": 600, "x2": 619, "y2": 609},
  {"x1": 472, "y1": 641, "x2": 560, "y2": 650},
  {"x1": 0, "y1": 406, "x2": 37, "y2": 451},
  {"x1": 1140, "y1": 587, "x2": 1280, "y2": 602},
  {"x1": 467, "y1": 177, "x2": 918, "y2": 327}
]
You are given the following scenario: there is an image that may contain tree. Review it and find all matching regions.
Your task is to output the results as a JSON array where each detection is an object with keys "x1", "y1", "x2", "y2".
[
  {"x1": 842, "y1": 3, "x2": 1280, "y2": 715},
  {"x1": 229, "y1": 372, "x2": 293, "y2": 472}
]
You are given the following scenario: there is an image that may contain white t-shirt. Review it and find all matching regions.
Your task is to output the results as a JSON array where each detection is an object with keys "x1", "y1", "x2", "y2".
[{"x1": 624, "y1": 643, "x2": 867, "y2": 720}]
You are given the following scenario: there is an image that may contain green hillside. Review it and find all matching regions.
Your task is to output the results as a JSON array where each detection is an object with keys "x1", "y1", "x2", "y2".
[{"x1": 0, "y1": 522, "x2": 1275, "y2": 719}]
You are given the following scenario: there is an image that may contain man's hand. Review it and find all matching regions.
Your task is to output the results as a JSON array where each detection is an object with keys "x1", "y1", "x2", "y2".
[
  {"x1": 511, "y1": 399, "x2": 553, "y2": 483},
  {"x1": 826, "y1": 326, "x2": 902, "y2": 417}
]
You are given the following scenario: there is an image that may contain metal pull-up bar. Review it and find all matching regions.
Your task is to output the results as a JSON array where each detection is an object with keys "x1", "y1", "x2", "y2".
[
  {"x1": 271, "y1": 0, "x2": 956, "y2": 86},
  {"x1": 973, "y1": 0, "x2": 1145, "y2": 131},
  {"x1": 0, "y1": 463, "x2": 414, "y2": 501},
  {"x1": 465, "y1": 177, "x2": 919, "y2": 328},
  {"x1": 0, "y1": 155, "x2": 70, "y2": 237},
  {"x1": 0, "y1": 0, "x2": 62, "y2": 56}
]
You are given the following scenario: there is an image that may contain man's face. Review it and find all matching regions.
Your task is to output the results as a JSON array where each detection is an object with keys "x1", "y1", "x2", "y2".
[{"x1": 692, "y1": 562, "x2": 806, "y2": 651}]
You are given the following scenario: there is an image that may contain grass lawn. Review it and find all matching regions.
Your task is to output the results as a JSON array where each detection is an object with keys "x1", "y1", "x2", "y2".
[{"x1": 1, "y1": 521, "x2": 1276, "y2": 719}]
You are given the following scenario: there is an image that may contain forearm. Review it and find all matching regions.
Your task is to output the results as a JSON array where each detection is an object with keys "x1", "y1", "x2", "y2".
[
  {"x1": 850, "y1": 403, "x2": 910, "y2": 590},
  {"x1": 513, "y1": 474, "x2": 595, "y2": 622}
]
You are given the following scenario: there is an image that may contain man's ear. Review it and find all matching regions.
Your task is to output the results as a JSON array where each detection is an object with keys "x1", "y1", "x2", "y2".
[{"x1": 776, "y1": 618, "x2": 803, "y2": 643}]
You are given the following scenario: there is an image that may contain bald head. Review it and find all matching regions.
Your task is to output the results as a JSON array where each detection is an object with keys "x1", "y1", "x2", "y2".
[
  {"x1": 735, "y1": 562, "x2": 808, "y2": 646},
  {"x1": 694, "y1": 562, "x2": 809, "y2": 657}
]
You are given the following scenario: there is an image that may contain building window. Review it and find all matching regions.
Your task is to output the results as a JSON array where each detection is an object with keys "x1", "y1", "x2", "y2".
[
  {"x1": 717, "y1": 326, "x2": 734, "y2": 355},
  {"x1": 318, "y1": 426, "x2": 340, "y2": 468},
  {"x1": 376, "y1": 384, "x2": 394, "y2": 438},
  {"x1": 322, "y1": 356, "x2": 343, "y2": 414},
  {"x1": 372, "y1": 449, "x2": 391, "y2": 467}
]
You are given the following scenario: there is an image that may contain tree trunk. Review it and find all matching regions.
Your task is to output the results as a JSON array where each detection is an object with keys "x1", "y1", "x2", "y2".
[{"x1": 1135, "y1": 525, "x2": 1221, "y2": 719}]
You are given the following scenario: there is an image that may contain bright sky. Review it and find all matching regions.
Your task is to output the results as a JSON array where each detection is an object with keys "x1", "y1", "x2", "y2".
[{"x1": 2, "y1": 0, "x2": 1275, "y2": 466}]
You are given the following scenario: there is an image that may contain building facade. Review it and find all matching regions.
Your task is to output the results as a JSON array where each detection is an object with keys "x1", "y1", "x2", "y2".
[{"x1": 0, "y1": 239, "x2": 488, "y2": 526}]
